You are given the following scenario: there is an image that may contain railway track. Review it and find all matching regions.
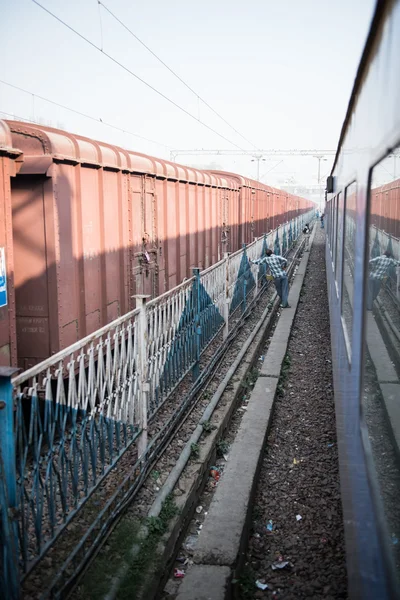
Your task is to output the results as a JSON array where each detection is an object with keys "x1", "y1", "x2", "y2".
[{"x1": 21, "y1": 236, "x2": 309, "y2": 600}]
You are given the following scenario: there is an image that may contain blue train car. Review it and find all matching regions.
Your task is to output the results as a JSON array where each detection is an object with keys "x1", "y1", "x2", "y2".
[{"x1": 326, "y1": 0, "x2": 400, "y2": 598}]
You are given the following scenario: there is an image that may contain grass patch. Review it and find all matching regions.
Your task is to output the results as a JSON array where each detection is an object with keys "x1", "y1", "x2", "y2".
[
  {"x1": 202, "y1": 420, "x2": 216, "y2": 434},
  {"x1": 216, "y1": 439, "x2": 230, "y2": 457},
  {"x1": 190, "y1": 443, "x2": 200, "y2": 459},
  {"x1": 76, "y1": 517, "x2": 141, "y2": 599},
  {"x1": 77, "y1": 496, "x2": 179, "y2": 600},
  {"x1": 277, "y1": 353, "x2": 291, "y2": 398},
  {"x1": 236, "y1": 564, "x2": 257, "y2": 599},
  {"x1": 241, "y1": 368, "x2": 259, "y2": 393}
]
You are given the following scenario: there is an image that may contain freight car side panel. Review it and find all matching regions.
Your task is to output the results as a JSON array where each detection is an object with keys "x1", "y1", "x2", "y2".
[
  {"x1": 211, "y1": 186, "x2": 219, "y2": 264},
  {"x1": 178, "y1": 182, "x2": 188, "y2": 282},
  {"x1": 130, "y1": 173, "x2": 144, "y2": 295},
  {"x1": 53, "y1": 162, "x2": 82, "y2": 348},
  {"x1": 204, "y1": 187, "x2": 211, "y2": 267},
  {"x1": 11, "y1": 176, "x2": 51, "y2": 368},
  {"x1": 166, "y1": 180, "x2": 178, "y2": 289},
  {"x1": 80, "y1": 166, "x2": 102, "y2": 334},
  {"x1": 198, "y1": 185, "x2": 205, "y2": 269},
  {"x1": 103, "y1": 169, "x2": 124, "y2": 322},
  {"x1": 143, "y1": 177, "x2": 157, "y2": 298},
  {"x1": 228, "y1": 189, "x2": 239, "y2": 252},
  {"x1": 154, "y1": 177, "x2": 167, "y2": 295},
  {"x1": 188, "y1": 183, "x2": 198, "y2": 270}
]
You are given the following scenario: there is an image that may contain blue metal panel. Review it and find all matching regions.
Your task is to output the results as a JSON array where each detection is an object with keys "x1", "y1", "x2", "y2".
[
  {"x1": 0, "y1": 248, "x2": 7, "y2": 309},
  {"x1": 230, "y1": 246, "x2": 255, "y2": 314},
  {"x1": 0, "y1": 368, "x2": 20, "y2": 600}
]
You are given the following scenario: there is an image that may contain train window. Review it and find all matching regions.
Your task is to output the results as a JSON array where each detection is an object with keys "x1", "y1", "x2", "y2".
[
  {"x1": 341, "y1": 182, "x2": 357, "y2": 352},
  {"x1": 332, "y1": 195, "x2": 339, "y2": 267},
  {"x1": 335, "y1": 192, "x2": 344, "y2": 279},
  {"x1": 363, "y1": 150, "x2": 400, "y2": 581}
]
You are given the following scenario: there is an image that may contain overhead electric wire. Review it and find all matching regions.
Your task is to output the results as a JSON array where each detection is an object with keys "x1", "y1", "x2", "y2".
[
  {"x1": 98, "y1": 0, "x2": 258, "y2": 151},
  {"x1": 31, "y1": 0, "x2": 247, "y2": 152},
  {"x1": 0, "y1": 79, "x2": 172, "y2": 149}
]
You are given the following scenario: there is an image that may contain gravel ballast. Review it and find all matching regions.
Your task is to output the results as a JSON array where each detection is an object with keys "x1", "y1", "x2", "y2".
[{"x1": 242, "y1": 227, "x2": 347, "y2": 599}]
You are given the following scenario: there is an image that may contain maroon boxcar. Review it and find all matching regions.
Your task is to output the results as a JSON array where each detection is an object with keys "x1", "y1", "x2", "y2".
[{"x1": 0, "y1": 120, "x2": 313, "y2": 369}]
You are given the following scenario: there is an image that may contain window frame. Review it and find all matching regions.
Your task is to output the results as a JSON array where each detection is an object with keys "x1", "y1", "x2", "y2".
[{"x1": 340, "y1": 181, "x2": 357, "y2": 363}]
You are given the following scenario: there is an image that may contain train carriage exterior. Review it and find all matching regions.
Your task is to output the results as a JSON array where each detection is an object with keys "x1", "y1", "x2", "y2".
[
  {"x1": 326, "y1": 0, "x2": 400, "y2": 597},
  {"x1": 0, "y1": 120, "x2": 313, "y2": 370}
]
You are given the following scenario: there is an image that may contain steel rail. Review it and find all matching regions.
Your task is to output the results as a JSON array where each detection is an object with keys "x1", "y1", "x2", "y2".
[{"x1": 40, "y1": 234, "x2": 309, "y2": 598}]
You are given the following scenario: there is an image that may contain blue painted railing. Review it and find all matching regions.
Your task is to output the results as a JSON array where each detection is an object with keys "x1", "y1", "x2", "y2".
[{"x1": 0, "y1": 209, "x2": 315, "y2": 597}]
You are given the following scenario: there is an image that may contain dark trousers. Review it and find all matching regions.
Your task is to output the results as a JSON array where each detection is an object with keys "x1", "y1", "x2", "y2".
[
  {"x1": 367, "y1": 277, "x2": 381, "y2": 310},
  {"x1": 274, "y1": 275, "x2": 289, "y2": 307}
]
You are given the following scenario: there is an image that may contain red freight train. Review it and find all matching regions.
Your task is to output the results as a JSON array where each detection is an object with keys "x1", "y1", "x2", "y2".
[{"x1": 0, "y1": 120, "x2": 313, "y2": 370}]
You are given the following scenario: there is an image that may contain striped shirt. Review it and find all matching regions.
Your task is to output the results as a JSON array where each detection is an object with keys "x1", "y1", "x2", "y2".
[
  {"x1": 252, "y1": 254, "x2": 287, "y2": 279},
  {"x1": 369, "y1": 255, "x2": 399, "y2": 280}
]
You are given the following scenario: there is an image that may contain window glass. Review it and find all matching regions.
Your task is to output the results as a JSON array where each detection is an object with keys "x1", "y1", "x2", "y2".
[
  {"x1": 341, "y1": 183, "x2": 357, "y2": 349},
  {"x1": 363, "y1": 150, "x2": 400, "y2": 582},
  {"x1": 335, "y1": 192, "x2": 344, "y2": 279},
  {"x1": 332, "y1": 195, "x2": 338, "y2": 267}
]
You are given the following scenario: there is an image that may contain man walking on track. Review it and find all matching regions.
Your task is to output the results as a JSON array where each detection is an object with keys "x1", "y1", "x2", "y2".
[
  {"x1": 303, "y1": 223, "x2": 310, "y2": 251},
  {"x1": 251, "y1": 249, "x2": 290, "y2": 308}
]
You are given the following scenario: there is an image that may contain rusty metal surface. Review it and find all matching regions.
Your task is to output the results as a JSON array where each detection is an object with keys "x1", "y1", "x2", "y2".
[
  {"x1": 0, "y1": 120, "x2": 313, "y2": 368},
  {"x1": 0, "y1": 121, "x2": 18, "y2": 367}
]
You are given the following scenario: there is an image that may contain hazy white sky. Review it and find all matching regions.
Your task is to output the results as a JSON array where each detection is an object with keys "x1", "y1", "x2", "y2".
[{"x1": 0, "y1": 0, "x2": 375, "y2": 186}]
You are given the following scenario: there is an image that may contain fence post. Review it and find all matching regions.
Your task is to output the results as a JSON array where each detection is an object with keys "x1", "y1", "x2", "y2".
[
  {"x1": 242, "y1": 244, "x2": 247, "y2": 314},
  {"x1": 192, "y1": 268, "x2": 201, "y2": 382},
  {"x1": 223, "y1": 253, "x2": 230, "y2": 340},
  {"x1": 134, "y1": 295, "x2": 150, "y2": 460},
  {"x1": 0, "y1": 367, "x2": 20, "y2": 600},
  {"x1": 254, "y1": 260, "x2": 259, "y2": 301}
]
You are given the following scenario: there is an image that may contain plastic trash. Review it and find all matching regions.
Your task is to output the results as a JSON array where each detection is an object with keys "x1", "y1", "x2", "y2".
[
  {"x1": 293, "y1": 458, "x2": 299, "y2": 465},
  {"x1": 196, "y1": 505, "x2": 203, "y2": 514},
  {"x1": 266, "y1": 520, "x2": 274, "y2": 532},
  {"x1": 327, "y1": 443, "x2": 334, "y2": 448},
  {"x1": 174, "y1": 568, "x2": 185, "y2": 578},
  {"x1": 210, "y1": 467, "x2": 221, "y2": 481},
  {"x1": 184, "y1": 535, "x2": 198, "y2": 551},
  {"x1": 392, "y1": 533, "x2": 399, "y2": 545},
  {"x1": 296, "y1": 514, "x2": 302, "y2": 521},
  {"x1": 271, "y1": 560, "x2": 290, "y2": 570},
  {"x1": 256, "y1": 580, "x2": 269, "y2": 590}
]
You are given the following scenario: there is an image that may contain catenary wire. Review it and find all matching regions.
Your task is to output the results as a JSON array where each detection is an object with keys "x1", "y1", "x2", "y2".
[
  {"x1": 31, "y1": 0, "x2": 248, "y2": 152},
  {"x1": 0, "y1": 79, "x2": 172, "y2": 149},
  {"x1": 98, "y1": 0, "x2": 259, "y2": 150}
]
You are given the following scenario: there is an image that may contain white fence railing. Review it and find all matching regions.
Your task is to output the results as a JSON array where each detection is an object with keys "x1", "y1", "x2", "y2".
[{"x1": 7, "y1": 208, "x2": 314, "y2": 574}]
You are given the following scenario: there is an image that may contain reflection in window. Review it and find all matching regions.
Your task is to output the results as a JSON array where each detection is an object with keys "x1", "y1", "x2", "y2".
[
  {"x1": 341, "y1": 183, "x2": 357, "y2": 350},
  {"x1": 332, "y1": 195, "x2": 338, "y2": 266},
  {"x1": 335, "y1": 192, "x2": 344, "y2": 279},
  {"x1": 363, "y1": 150, "x2": 400, "y2": 583}
]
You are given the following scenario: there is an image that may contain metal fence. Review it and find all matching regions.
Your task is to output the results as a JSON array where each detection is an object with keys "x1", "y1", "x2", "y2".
[{"x1": 0, "y1": 210, "x2": 313, "y2": 598}]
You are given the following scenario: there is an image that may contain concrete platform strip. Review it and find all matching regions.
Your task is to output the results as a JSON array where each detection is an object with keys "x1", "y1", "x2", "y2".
[{"x1": 176, "y1": 227, "x2": 316, "y2": 600}]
